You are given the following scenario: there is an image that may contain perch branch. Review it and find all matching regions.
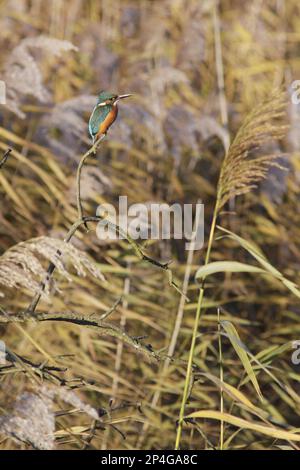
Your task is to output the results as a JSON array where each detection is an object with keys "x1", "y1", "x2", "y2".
[{"x1": 76, "y1": 135, "x2": 106, "y2": 227}]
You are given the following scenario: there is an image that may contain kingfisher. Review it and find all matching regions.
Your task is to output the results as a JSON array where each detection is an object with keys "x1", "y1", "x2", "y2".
[{"x1": 88, "y1": 91, "x2": 132, "y2": 144}]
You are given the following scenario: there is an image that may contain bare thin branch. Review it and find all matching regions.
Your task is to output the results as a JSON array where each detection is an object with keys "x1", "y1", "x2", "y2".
[
  {"x1": 0, "y1": 148, "x2": 12, "y2": 170},
  {"x1": 0, "y1": 310, "x2": 161, "y2": 361}
]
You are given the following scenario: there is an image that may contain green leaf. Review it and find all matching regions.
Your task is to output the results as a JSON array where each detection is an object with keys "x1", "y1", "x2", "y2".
[
  {"x1": 199, "y1": 372, "x2": 265, "y2": 416},
  {"x1": 217, "y1": 225, "x2": 300, "y2": 299},
  {"x1": 221, "y1": 320, "x2": 263, "y2": 401},
  {"x1": 195, "y1": 261, "x2": 267, "y2": 280},
  {"x1": 187, "y1": 410, "x2": 300, "y2": 441}
]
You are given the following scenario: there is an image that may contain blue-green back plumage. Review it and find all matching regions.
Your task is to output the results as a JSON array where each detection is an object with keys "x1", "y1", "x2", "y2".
[{"x1": 88, "y1": 104, "x2": 111, "y2": 139}]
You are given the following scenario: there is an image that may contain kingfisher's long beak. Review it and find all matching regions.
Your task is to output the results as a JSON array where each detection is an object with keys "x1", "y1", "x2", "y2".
[{"x1": 117, "y1": 94, "x2": 132, "y2": 101}]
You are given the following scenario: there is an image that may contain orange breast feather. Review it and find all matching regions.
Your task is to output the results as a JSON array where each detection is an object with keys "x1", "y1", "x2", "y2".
[{"x1": 98, "y1": 106, "x2": 118, "y2": 136}]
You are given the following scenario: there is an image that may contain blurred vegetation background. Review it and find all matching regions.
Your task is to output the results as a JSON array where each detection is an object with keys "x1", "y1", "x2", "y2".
[{"x1": 1, "y1": 0, "x2": 300, "y2": 450}]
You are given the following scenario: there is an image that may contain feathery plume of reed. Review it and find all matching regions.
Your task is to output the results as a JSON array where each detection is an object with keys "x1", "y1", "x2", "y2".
[
  {"x1": 0, "y1": 236, "x2": 105, "y2": 299},
  {"x1": 0, "y1": 385, "x2": 100, "y2": 449},
  {"x1": 0, "y1": 391, "x2": 55, "y2": 450},
  {"x1": 217, "y1": 90, "x2": 288, "y2": 210},
  {"x1": 3, "y1": 36, "x2": 78, "y2": 118},
  {"x1": 41, "y1": 385, "x2": 99, "y2": 421},
  {"x1": 175, "y1": 90, "x2": 289, "y2": 449}
]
